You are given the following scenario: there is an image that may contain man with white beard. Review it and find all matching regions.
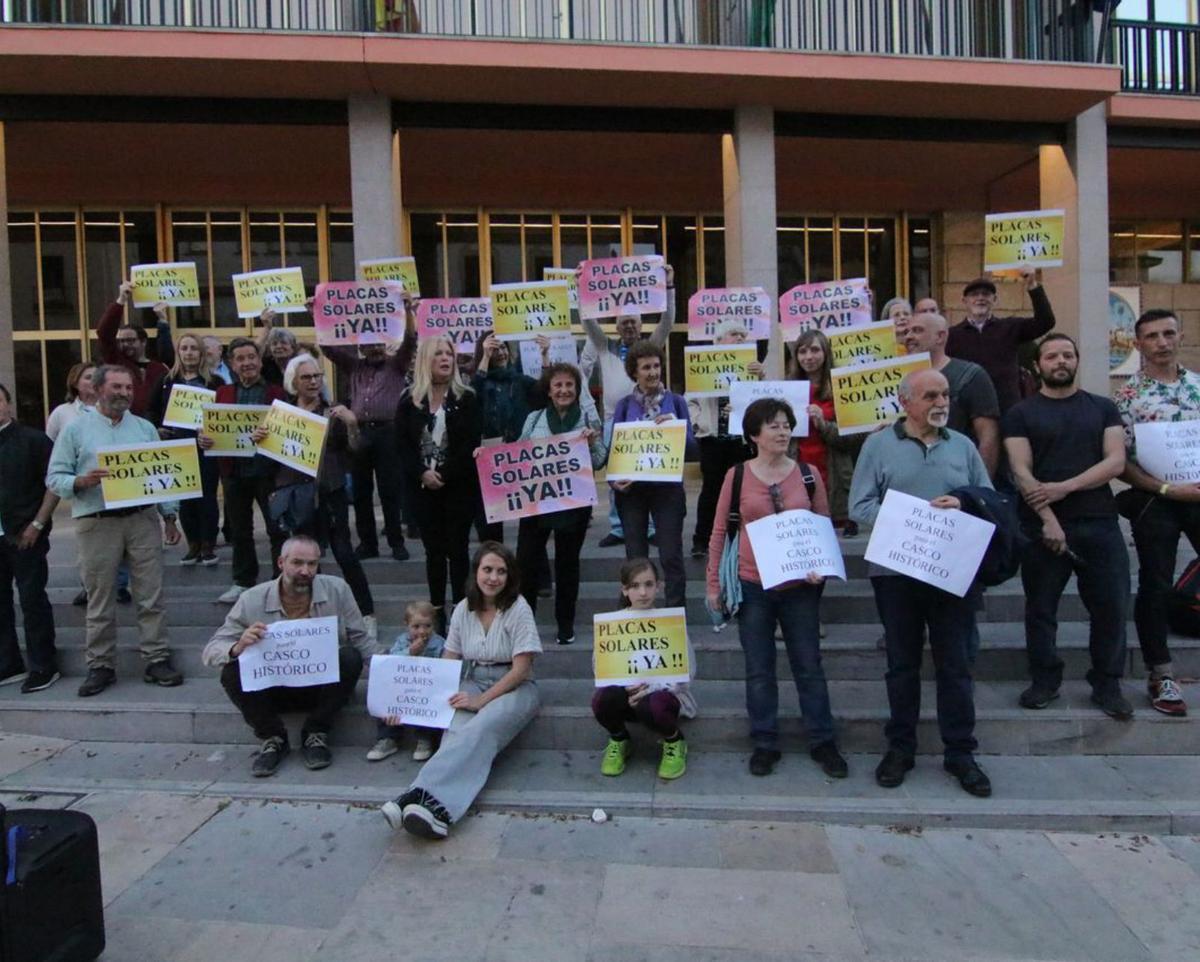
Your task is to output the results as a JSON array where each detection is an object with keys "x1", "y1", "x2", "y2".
[{"x1": 849, "y1": 369, "x2": 994, "y2": 797}]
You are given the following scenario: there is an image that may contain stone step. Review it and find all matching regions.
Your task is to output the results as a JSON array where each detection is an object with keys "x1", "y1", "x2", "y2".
[{"x1": 1, "y1": 677, "x2": 1191, "y2": 756}]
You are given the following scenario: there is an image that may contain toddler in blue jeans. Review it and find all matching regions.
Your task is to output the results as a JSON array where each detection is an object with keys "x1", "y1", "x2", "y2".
[{"x1": 366, "y1": 600, "x2": 446, "y2": 762}]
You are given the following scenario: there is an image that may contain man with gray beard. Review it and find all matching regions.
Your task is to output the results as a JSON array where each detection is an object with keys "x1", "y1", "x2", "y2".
[{"x1": 849, "y1": 369, "x2": 993, "y2": 797}]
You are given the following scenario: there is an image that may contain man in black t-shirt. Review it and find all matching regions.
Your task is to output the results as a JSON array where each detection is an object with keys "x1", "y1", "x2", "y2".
[{"x1": 1002, "y1": 333, "x2": 1132, "y2": 720}]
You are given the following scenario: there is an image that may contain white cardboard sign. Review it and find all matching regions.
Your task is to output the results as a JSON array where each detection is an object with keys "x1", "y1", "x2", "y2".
[
  {"x1": 518, "y1": 335, "x2": 578, "y2": 380},
  {"x1": 237, "y1": 616, "x2": 340, "y2": 692},
  {"x1": 745, "y1": 510, "x2": 846, "y2": 587},
  {"x1": 366, "y1": 654, "x2": 462, "y2": 730},
  {"x1": 1134, "y1": 420, "x2": 1200, "y2": 484},
  {"x1": 727, "y1": 380, "x2": 811, "y2": 438}
]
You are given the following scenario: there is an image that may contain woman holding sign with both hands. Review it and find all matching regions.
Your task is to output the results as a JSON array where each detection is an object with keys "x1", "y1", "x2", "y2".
[{"x1": 705, "y1": 397, "x2": 847, "y2": 779}]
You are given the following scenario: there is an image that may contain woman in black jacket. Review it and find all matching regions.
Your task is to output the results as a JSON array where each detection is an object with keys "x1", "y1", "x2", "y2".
[{"x1": 397, "y1": 334, "x2": 483, "y2": 618}]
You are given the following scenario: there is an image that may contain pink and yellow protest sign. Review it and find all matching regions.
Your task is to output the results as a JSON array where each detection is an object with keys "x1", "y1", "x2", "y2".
[
  {"x1": 97, "y1": 439, "x2": 203, "y2": 509},
  {"x1": 827, "y1": 321, "x2": 900, "y2": 368},
  {"x1": 779, "y1": 278, "x2": 872, "y2": 338},
  {"x1": 416, "y1": 297, "x2": 494, "y2": 354},
  {"x1": 684, "y1": 344, "x2": 758, "y2": 397},
  {"x1": 312, "y1": 280, "x2": 406, "y2": 346},
  {"x1": 688, "y1": 287, "x2": 772, "y2": 341},
  {"x1": 578, "y1": 255, "x2": 666, "y2": 320},
  {"x1": 490, "y1": 281, "x2": 571, "y2": 341},
  {"x1": 543, "y1": 267, "x2": 579, "y2": 308},
  {"x1": 831, "y1": 352, "x2": 931, "y2": 436},
  {"x1": 475, "y1": 433, "x2": 597, "y2": 524},
  {"x1": 593, "y1": 607, "x2": 690, "y2": 686},
  {"x1": 255, "y1": 400, "x2": 328, "y2": 478},
  {"x1": 130, "y1": 262, "x2": 200, "y2": 308},
  {"x1": 358, "y1": 257, "x2": 421, "y2": 295},
  {"x1": 232, "y1": 267, "x2": 307, "y2": 318}
]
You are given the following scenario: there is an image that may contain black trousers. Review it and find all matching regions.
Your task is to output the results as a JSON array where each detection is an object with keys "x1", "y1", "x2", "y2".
[
  {"x1": 618, "y1": 483, "x2": 687, "y2": 608},
  {"x1": 352, "y1": 421, "x2": 408, "y2": 552},
  {"x1": 296, "y1": 487, "x2": 375, "y2": 617},
  {"x1": 179, "y1": 453, "x2": 220, "y2": 548},
  {"x1": 224, "y1": 473, "x2": 285, "y2": 588},
  {"x1": 418, "y1": 484, "x2": 477, "y2": 608},
  {"x1": 220, "y1": 646, "x2": 364, "y2": 741},
  {"x1": 0, "y1": 536, "x2": 57, "y2": 676},
  {"x1": 693, "y1": 435, "x2": 748, "y2": 549},
  {"x1": 517, "y1": 508, "x2": 590, "y2": 640}
]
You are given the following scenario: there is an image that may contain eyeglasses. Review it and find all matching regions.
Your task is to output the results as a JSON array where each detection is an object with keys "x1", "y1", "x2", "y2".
[
  {"x1": 297, "y1": 373, "x2": 324, "y2": 382},
  {"x1": 767, "y1": 482, "x2": 785, "y2": 514}
]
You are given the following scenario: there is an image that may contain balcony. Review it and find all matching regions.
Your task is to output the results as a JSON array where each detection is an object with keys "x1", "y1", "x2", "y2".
[{"x1": 1111, "y1": 19, "x2": 1200, "y2": 96}]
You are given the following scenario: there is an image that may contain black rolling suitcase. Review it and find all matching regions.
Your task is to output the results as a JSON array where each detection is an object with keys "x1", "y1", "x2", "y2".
[{"x1": 0, "y1": 804, "x2": 105, "y2": 962}]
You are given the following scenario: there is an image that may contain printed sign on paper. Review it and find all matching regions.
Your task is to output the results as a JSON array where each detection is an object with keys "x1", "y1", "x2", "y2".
[
  {"x1": 1134, "y1": 420, "x2": 1200, "y2": 484},
  {"x1": 779, "y1": 278, "x2": 873, "y2": 337},
  {"x1": 864, "y1": 489, "x2": 995, "y2": 598},
  {"x1": 518, "y1": 335, "x2": 578, "y2": 380},
  {"x1": 985, "y1": 209, "x2": 1065, "y2": 271},
  {"x1": 475, "y1": 433, "x2": 598, "y2": 524},
  {"x1": 578, "y1": 255, "x2": 666, "y2": 320},
  {"x1": 727, "y1": 380, "x2": 811, "y2": 439},
  {"x1": 366, "y1": 654, "x2": 462, "y2": 730},
  {"x1": 490, "y1": 281, "x2": 572, "y2": 340},
  {"x1": 312, "y1": 280, "x2": 405, "y2": 345},
  {"x1": 256, "y1": 400, "x2": 328, "y2": 478},
  {"x1": 827, "y1": 321, "x2": 900, "y2": 368},
  {"x1": 130, "y1": 262, "x2": 200, "y2": 308},
  {"x1": 687, "y1": 287, "x2": 772, "y2": 341},
  {"x1": 416, "y1": 297, "x2": 494, "y2": 355},
  {"x1": 358, "y1": 257, "x2": 420, "y2": 296},
  {"x1": 683, "y1": 344, "x2": 758, "y2": 398},
  {"x1": 745, "y1": 510, "x2": 845, "y2": 588},
  {"x1": 606, "y1": 420, "x2": 687, "y2": 483},
  {"x1": 593, "y1": 607, "x2": 690, "y2": 686},
  {"x1": 238, "y1": 616, "x2": 340, "y2": 693},
  {"x1": 232, "y1": 267, "x2": 307, "y2": 318},
  {"x1": 543, "y1": 267, "x2": 580, "y2": 308},
  {"x1": 831, "y1": 352, "x2": 931, "y2": 436},
  {"x1": 161, "y1": 383, "x2": 217, "y2": 431},
  {"x1": 202, "y1": 404, "x2": 271, "y2": 458},
  {"x1": 97, "y1": 439, "x2": 203, "y2": 509}
]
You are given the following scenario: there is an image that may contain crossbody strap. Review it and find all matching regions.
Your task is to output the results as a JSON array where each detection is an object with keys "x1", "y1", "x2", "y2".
[{"x1": 726, "y1": 462, "x2": 746, "y2": 535}]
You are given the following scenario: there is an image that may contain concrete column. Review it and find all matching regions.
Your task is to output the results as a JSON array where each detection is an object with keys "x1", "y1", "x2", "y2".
[
  {"x1": 348, "y1": 96, "x2": 404, "y2": 262},
  {"x1": 0, "y1": 122, "x2": 12, "y2": 398},
  {"x1": 723, "y1": 106, "x2": 781, "y2": 375},
  {"x1": 1039, "y1": 103, "x2": 1109, "y2": 395}
]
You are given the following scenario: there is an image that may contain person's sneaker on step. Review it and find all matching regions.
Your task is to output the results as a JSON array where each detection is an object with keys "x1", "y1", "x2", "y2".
[
  {"x1": 1148, "y1": 673, "x2": 1187, "y2": 716},
  {"x1": 301, "y1": 731, "x2": 333, "y2": 769},
  {"x1": 144, "y1": 658, "x2": 183, "y2": 687},
  {"x1": 810, "y1": 740, "x2": 848, "y2": 778},
  {"x1": 77, "y1": 666, "x2": 116, "y2": 698},
  {"x1": 944, "y1": 755, "x2": 992, "y2": 797},
  {"x1": 749, "y1": 747, "x2": 782, "y2": 777},
  {"x1": 217, "y1": 584, "x2": 246, "y2": 604},
  {"x1": 1018, "y1": 684, "x2": 1060, "y2": 710},
  {"x1": 21, "y1": 669, "x2": 59, "y2": 694},
  {"x1": 366, "y1": 737, "x2": 399, "y2": 762},
  {"x1": 252, "y1": 736, "x2": 288, "y2": 777},
  {"x1": 354, "y1": 543, "x2": 379, "y2": 560},
  {"x1": 597, "y1": 533, "x2": 624, "y2": 548},
  {"x1": 0, "y1": 667, "x2": 28, "y2": 688},
  {"x1": 600, "y1": 736, "x2": 632, "y2": 776},
  {"x1": 657, "y1": 736, "x2": 687, "y2": 780},
  {"x1": 412, "y1": 737, "x2": 434, "y2": 761},
  {"x1": 690, "y1": 542, "x2": 706, "y2": 559},
  {"x1": 382, "y1": 788, "x2": 451, "y2": 839},
  {"x1": 874, "y1": 748, "x2": 914, "y2": 788},
  {"x1": 1091, "y1": 687, "x2": 1134, "y2": 721},
  {"x1": 179, "y1": 543, "x2": 201, "y2": 566}
]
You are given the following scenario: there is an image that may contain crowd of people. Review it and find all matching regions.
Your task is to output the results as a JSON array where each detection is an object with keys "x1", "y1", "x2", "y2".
[{"x1": 0, "y1": 264, "x2": 1193, "y2": 842}]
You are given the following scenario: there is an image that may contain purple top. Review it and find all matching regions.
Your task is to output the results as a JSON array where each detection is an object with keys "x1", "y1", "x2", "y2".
[{"x1": 323, "y1": 329, "x2": 416, "y2": 423}]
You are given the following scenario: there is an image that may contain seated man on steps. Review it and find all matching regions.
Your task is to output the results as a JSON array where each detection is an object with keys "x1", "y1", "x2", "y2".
[{"x1": 202, "y1": 535, "x2": 370, "y2": 777}]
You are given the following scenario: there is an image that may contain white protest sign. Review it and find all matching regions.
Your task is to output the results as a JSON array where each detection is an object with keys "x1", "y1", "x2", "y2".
[
  {"x1": 864, "y1": 489, "x2": 995, "y2": 598},
  {"x1": 1134, "y1": 420, "x2": 1200, "y2": 484},
  {"x1": 518, "y1": 335, "x2": 578, "y2": 380},
  {"x1": 728, "y1": 380, "x2": 810, "y2": 438},
  {"x1": 366, "y1": 654, "x2": 462, "y2": 730},
  {"x1": 237, "y1": 616, "x2": 340, "y2": 692},
  {"x1": 745, "y1": 510, "x2": 846, "y2": 588}
]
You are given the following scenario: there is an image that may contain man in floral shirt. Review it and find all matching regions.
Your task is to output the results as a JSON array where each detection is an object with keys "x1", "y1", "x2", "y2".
[{"x1": 1113, "y1": 308, "x2": 1198, "y2": 716}]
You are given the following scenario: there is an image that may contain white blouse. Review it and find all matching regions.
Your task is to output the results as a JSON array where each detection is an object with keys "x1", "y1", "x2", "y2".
[{"x1": 445, "y1": 595, "x2": 543, "y2": 666}]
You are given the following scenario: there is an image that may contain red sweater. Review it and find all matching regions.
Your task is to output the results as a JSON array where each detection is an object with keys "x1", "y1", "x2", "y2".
[{"x1": 96, "y1": 301, "x2": 169, "y2": 417}]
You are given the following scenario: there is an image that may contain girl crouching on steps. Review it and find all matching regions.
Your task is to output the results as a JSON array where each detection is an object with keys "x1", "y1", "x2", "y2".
[{"x1": 592, "y1": 558, "x2": 696, "y2": 780}]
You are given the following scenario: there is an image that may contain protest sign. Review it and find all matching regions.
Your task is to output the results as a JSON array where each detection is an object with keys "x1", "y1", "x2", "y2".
[
  {"x1": 161, "y1": 383, "x2": 216, "y2": 431},
  {"x1": 238, "y1": 616, "x2": 339, "y2": 693},
  {"x1": 130, "y1": 262, "x2": 200, "y2": 308},
  {"x1": 827, "y1": 321, "x2": 900, "y2": 368},
  {"x1": 864, "y1": 489, "x2": 995, "y2": 598},
  {"x1": 476, "y1": 433, "x2": 597, "y2": 524},
  {"x1": 1134, "y1": 420, "x2": 1200, "y2": 484},
  {"x1": 745, "y1": 510, "x2": 845, "y2": 588},
  {"x1": 518, "y1": 335, "x2": 578, "y2": 380},
  {"x1": 416, "y1": 297, "x2": 493, "y2": 355},
  {"x1": 201, "y1": 403, "x2": 271, "y2": 458},
  {"x1": 232, "y1": 267, "x2": 306, "y2": 318},
  {"x1": 606, "y1": 420, "x2": 687, "y2": 482},
  {"x1": 97, "y1": 439, "x2": 203, "y2": 509},
  {"x1": 543, "y1": 267, "x2": 579, "y2": 308},
  {"x1": 358, "y1": 256, "x2": 420, "y2": 295},
  {"x1": 984, "y1": 209, "x2": 1065, "y2": 271},
  {"x1": 684, "y1": 344, "x2": 758, "y2": 397},
  {"x1": 578, "y1": 255, "x2": 666, "y2": 320},
  {"x1": 312, "y1": 280, "x2": 405, "y2": 346},
  {"x1": 256, "y1": 400, "x2": 328, "y2": 478},
  {"x1": 490, "y1": 281, "x2": 572, "y2": 340},
  {"x1": 831, "y1": 352, "x2": 931, "y2": 436},
  {"x1": 366, "y1": 654, "x2": 462, "y2": 729},
  {"x1": 728, "y1": 380, "x2": 810, "y2": 438},
  {"x1": 779, "y1": 278, "x2": 873, "y2": 337},
  {"x1": 687, "y1": 287, "x2": 772, "y2": 341},
  {"x1": 593, "y1": 607, "x2": 690, "y2": 686}
]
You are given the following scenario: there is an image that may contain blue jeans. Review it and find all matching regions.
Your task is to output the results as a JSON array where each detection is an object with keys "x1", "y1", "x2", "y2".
[
  {"x1": 872, "y1": 575, "x2": 977, "y2": 761},
  {"x1": 736, "y1": 578, "x2": 834, "y2": 749}
]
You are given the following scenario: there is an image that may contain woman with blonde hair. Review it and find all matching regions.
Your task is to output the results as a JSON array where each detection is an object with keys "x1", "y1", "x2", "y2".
[
  {"x1": 45, "y1": 362, "x2": 97, "y2": 441},
  {"x1": 396, "y1": 335, "x2": 482, "y2": 622}
]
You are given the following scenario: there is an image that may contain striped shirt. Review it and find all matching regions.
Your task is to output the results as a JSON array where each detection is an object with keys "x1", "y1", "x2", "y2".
[{"x1": 445, "y1": 595, "x2": 543, "y2": 666}]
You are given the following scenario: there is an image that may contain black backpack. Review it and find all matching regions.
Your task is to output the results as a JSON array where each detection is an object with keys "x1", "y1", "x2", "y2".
[
  {"x1": 1167, "y1": 557, "x2": 1200, "y2": 637},
  {"x1": 949, "y1": 485, "x2": 1029, "y2": 588}
]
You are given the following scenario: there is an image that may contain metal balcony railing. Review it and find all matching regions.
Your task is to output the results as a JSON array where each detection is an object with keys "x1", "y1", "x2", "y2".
[{"x1": 1111, "y1": 19, "x2": 1200, "y2": 96}]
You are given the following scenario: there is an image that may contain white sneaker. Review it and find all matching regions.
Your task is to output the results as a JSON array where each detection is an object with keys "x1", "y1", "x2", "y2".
[
  {"x1": 217, "y1": 584, "x2": 246, "y2": 604},
  {"x1": 366, "y1": 738, "x2": 399, "y2": 762},
  {"x1": 363, "y1": 615, "x2": 379, "y2": 649},
  {"x1": 412, "y1": 738, "x2": 434, "y2": 761}
]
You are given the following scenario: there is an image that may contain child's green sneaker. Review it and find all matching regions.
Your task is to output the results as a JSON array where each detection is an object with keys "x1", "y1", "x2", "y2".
[
  {"x1": 600, "y1": 737, "x2": 631, "y2": 776},
  {"x1": 657, "y1": 737, "x2": 687, "y2": 780}
]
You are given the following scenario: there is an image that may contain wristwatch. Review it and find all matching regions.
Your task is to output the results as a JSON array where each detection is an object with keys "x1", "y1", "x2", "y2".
[{"x1": 30, "y1": 520, "x2": 45, "y2": 531}]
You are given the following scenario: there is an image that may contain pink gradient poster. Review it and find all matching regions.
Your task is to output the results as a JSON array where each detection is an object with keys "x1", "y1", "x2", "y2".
[
  {"x1": 475, "y1": 433, "x2": 597, "y2": 524},
  {"x1": 578, "y1": 255, "x2": 666, "y2": 320}
]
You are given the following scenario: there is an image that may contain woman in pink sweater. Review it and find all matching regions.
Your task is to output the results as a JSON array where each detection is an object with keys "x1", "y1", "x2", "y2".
[{"x1": 705, "y1": 398, "x2": 847, "y2": 779}]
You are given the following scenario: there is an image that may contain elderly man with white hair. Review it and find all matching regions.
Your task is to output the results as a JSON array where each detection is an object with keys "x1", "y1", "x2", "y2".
[{"x1": 849, "y1": 368, "x2": 994, "y2": 797}]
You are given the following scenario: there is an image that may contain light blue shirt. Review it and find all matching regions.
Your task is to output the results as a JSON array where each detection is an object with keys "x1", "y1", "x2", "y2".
[{"x1": 46, "y1": 406, "x2": 180, "y2": 518}]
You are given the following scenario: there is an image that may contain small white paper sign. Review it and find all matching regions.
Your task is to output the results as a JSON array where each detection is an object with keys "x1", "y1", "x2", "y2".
[
  {"x1": 745, "y1": 509, "x2": 846, "y2": 588},
  {"x1": 1134, "y1": 420, "x2": 1200, "y2": 484},
  {"x1": 728, "y1": 381, "x2": 810, "y2": 438},
  {"x1": 863, "y1": 489, "x2": 995, "y2": 598},
  {"x1": 366, "y1": 654, "x2": 462, "y2": 730},
  {"x1": 237, "y1": 616, "x2": 340, "y2": 692},
  {"x1": 519, "y1": 335, "x2": 578, "y2": 380}
]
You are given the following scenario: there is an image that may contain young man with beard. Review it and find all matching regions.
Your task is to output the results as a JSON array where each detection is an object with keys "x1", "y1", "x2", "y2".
[{"x1": 1003, "y1": 334, "x2": 1132, "y2": 720}]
